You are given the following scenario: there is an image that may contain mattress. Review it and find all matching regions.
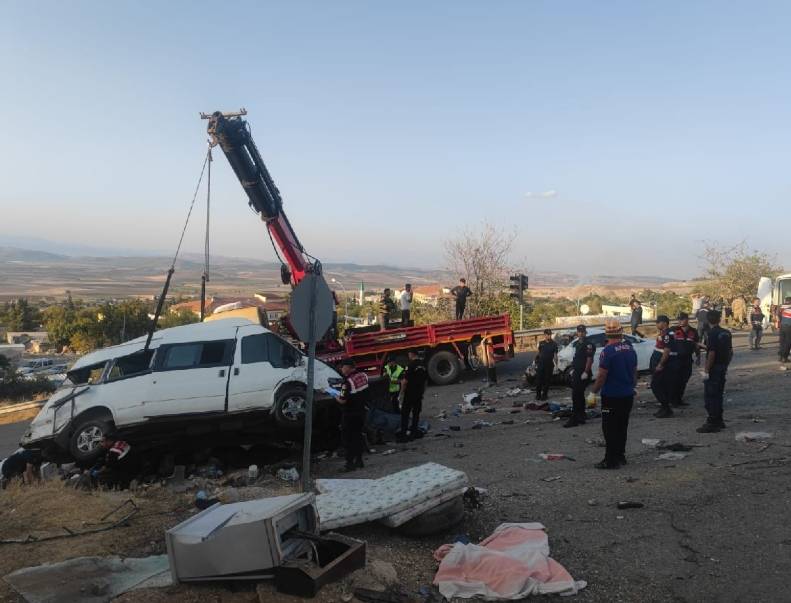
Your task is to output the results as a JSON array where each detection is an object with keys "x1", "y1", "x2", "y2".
[{"x1": 316, "y1": 463, "x2": 468, "y2": 531}]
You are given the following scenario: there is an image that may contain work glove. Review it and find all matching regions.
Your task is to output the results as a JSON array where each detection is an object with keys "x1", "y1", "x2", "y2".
[{"x1": 581, "y1": 372, "x2": 589, "y2": 380}]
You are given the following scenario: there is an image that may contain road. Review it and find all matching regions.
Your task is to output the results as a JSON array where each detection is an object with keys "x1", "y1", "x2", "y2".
[{"x1": 0, "y1": 420, "x2": 28, "y2": 457}]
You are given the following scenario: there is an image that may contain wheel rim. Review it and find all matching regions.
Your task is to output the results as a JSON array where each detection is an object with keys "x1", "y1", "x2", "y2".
[
  {"x1": 467, "y1": 345, "x2": 482, "y2": 370},
  {"x1": 76, "y1": 425, "x2": 103, "y2": 454},
  {"x1": 281, "y1": 395, "x2": 306, "y2": 422},
  {"x1": 436, "y1": 358, "x2": 454, "y2": 377}
]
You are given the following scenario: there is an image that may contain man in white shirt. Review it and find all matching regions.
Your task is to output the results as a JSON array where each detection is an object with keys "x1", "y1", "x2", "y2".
[{"x1": 400, "y1": 284, "x2": 413, "y2": 326}]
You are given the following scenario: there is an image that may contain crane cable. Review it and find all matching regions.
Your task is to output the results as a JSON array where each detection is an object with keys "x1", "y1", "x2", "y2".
[{"x1": 144, "y1": 147, "x2": 211, "y2": 350}]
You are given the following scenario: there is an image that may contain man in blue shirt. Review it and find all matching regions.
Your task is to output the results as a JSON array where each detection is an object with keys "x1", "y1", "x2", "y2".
[{"x1": 591, "y1": 319, "x2": 638, "y2": 469}]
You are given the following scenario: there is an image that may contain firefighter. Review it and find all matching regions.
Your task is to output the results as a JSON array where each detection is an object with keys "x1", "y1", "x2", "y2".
[
  {"x1": 398, "y1": 350, "x2": 428, "y2": 442},
  {"x1": 377, "y1": 288, "x2": 397, "y2": 331},
  {"x1": 749, "y1": 298, "x2": 765, "y2": 350},
  {"x1": 565, "y1": 324, "x2": 595, "y2": 428},
  {"x1": 777, "y1": 296, "x2": 791, "y2": 363},
  {"x1": 590, "y1": 318, "x2": 638, "y2": 469},
  {"x1": 650, "y1": 315, "x2": 679, "y2": 418},
  {"x1": 337, "y1": 359, "x2": 369, "y2": 471},
  {"x1": 672, "y1": 312, "x2": 700, "y2": 406},
  {"x1": 534, "y1": 329, "x2": 558, "y2": 401},
  {"x1": 383, "y1": 358, "x2": 404, "y2": 413},
  {"x1": 697, "y1": 310, "x2": 733, "y2": 433}
]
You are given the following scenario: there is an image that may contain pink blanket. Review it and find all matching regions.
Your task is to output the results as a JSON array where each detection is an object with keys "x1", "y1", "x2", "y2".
[{"x1": 433, "y1": 523, "x2": 586, "y2": 599}]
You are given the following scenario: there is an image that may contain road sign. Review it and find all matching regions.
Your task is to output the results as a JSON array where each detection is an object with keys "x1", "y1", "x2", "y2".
[{"x1": 289, "y1": 274, "x2": 334, "y2": 342}]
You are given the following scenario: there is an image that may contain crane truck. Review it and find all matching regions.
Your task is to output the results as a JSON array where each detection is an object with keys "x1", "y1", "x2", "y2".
[{"x1": 204, "y1": 109, "x2": 514, "y2": 385}]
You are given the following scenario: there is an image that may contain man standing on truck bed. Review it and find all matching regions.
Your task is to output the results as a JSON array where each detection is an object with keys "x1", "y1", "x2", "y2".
[
  {"x1": 451, "y1": 278, "x2": 472, "y2": 320},
  {"x1": 777, "y1": 296, "x2": 791, "y2": 364},
  {"x1": 378, "y1": 288, "x2": 397, "y2": 331},
  {"x1": 400, "y1": 283, "x2": 413, "y2": 326},
  {"x1": 337, "y1": 359, "x2": 369, "y2": 471},
  {"x1": 398, "y1": 350, "x2": 428, "y2": 442}
]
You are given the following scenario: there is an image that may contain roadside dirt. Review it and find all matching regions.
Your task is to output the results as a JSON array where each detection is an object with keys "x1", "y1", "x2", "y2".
[{"x1": 1, "y1": 330, "x2": 790, "y2": 602}]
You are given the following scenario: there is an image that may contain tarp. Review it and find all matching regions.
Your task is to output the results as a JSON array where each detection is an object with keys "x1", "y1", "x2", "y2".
[{"x1": 433, "y1": 523, "x2": 586, "y2": 599}]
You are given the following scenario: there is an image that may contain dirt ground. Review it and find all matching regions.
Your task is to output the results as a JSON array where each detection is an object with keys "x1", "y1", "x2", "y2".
[{"x1": 2, "y1": 329, "x2": 790, "y2": 603}]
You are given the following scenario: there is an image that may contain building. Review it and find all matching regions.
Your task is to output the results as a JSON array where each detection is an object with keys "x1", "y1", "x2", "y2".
[
  {"x1": 170, "y1": 295, "x2": 288, "y2": 324},
  {"x1": 602, "y1": 304, "x2": 656, "y2": 320}
]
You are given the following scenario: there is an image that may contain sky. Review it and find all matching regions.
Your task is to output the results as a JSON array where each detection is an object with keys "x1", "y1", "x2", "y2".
[{"x1": 1, "y1": 1, "x2": 789, "y2": 279}]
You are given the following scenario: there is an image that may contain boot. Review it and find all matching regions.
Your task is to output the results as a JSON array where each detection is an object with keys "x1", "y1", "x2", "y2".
[
  {"x1": 617, "y1": 455, "x2": 627, "y2": 466},
  {"x1": 696, "y1": 421, "x2": 720, "y2": 433},
  {"x1": 594, "y1": 459, "x2": 620, "y2": 470},
  {"x1": 355, "y1": 456, "x2": 364, "y2": 469},
  {"x1": 654, "y1": 407, "x2": 674, "y2": 418},
  {"x1": 563, "y1": 416, "x2": 585, "y2": 428}
]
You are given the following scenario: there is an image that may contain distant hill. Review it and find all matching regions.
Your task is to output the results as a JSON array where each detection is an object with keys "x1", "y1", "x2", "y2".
[{"x1": 0, "y1": 246, "x2": 68, "y2": 262}]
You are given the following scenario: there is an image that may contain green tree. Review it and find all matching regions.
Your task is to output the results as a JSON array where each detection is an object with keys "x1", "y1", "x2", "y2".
[
  {"x1": 699, "y1": 242, "x2": 784, "y2": 301},
  {"x1": 160, "y1": 308, "x2": 200, "y2": 329},
  {"x1": 0, "y1": 298, "x2": 40, "y2": 331},
  {"x1": 637, "y1": 289, "x2": 691, "y2": 319}
]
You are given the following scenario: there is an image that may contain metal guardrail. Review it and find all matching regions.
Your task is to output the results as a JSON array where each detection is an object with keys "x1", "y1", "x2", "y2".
[{"x1": 513, "y1": 320, "x2": 663, "y2": 352}]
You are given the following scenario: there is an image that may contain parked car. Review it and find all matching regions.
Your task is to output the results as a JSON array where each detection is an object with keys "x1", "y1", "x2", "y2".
[
  {"x1": 526, "y1": 327, "x2": 654, "y2": 385},
  {"x1": 21, "y1": 318, "x2": 342, "y2": 464}
]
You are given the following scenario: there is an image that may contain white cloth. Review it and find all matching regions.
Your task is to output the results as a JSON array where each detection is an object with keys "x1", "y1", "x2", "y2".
[{"x1": 400, "y1": 291, "x2": 412, "y2": 311}]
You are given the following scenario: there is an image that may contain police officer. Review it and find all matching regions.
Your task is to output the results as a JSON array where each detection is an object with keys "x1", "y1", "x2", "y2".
[
  {"x1": 697, "y1": 310, "x2": 733, "y2": 433},
  {"x1": 777, "y1": 296, "x2": 791, "y2": 363},
  {"x1": 337, "y1": 359, "x2": 370, "y2": 471},
  {"x1": 383, "y1": 358, "x2": 404, "y2": 413},
  {"x1": 565, "y1": 324, "x2": 595, "y2": 428},
  {"x1": 398, "y1": 350, "x2": 428, "y2": 442},
  {"x1": 534, "y1": 329, "x2": 558, "y2": 401},
  {"x1": 672, "y1": 312, "x2": 700, "y2": 406},
  {"x1": 651, "y1": 315, "x2": 679, "y2": 418}
]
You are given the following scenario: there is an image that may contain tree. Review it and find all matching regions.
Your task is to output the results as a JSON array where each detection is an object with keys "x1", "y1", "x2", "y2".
[
  {"x1": 160, "y1": 308, "x2": 200, "y2": 329},
  {"x1": 699, "y1": 242, "x2": 784, "y2": 301},
  {"x1": 637, "y1": 290, "x2": 691, "y2": 320},
  {"x1": 444, "y1": 223, "x2": 518, "y2": 318},
  {"x1": 0, "y1": 298, "x2": 40, "y2": 331}
]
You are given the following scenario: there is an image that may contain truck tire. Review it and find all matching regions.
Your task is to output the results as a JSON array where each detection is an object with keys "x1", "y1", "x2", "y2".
[
  {"x1": 69, "y1": 416, "x2": 113, "y2": 466},
  {"x1": 427, "y1": 350, "x2": 462, "y2": 385},
  {"x1": 273, "y1": 384, "x2": 307, "y2": 429}
]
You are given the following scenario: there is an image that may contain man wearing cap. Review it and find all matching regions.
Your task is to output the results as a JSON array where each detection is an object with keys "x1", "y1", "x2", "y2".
[
  {"x1": 672, "y1": 312, "x2": 700, "y2": 406},
  {"x1": 337, "y1": 359, "x2": 370, "y2": 471},
  {"x1": 590, "y1": 319, "x2": 638, "y2": 469},
  {"x1": 650, "y1": 315, "x2": 679, "y2": 418},
  {"x1": 534, "y1": 329, "x2": 558, "y2": 401},
  {"x1": 697, "y1": 310, "x2": 733, "y2": 433},
  {"x1": 565, "y1": 325, "x2": 595, "y2": 428}
]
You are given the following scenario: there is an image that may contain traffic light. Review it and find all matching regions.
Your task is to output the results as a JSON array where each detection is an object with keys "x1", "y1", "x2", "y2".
[{"x1": 509, "y1": 273, "x2": 528, "y2": 304}]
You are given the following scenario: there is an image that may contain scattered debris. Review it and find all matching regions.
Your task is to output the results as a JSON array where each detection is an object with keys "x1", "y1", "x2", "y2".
[
  {"x1": 505, "y1": 388, "x2": 523, "y2": 397},
  {"x1": 248, "y1": 464, "x2": 259, "y2": 480},
  {"x1": 502, "y1": 419, "x2": 515, "y2": 425},
  {"x1": 463, "y1": 392, "x2": 483, "y2": 405},
  {"x1": 616, "y1": 501, "x2": 644, "y2": 509},
  {"x1": 659, "y1": 442, "x2": 695, "y2": 452},
  {"x1": 657, "y1": 452, "x2": 688, "y2": 461},
  {"x1": 735, "y1": 432, "x2": 773, "y2": 442},
  {"x1": 381, "y1": 449, "x2": 397, "y2": 456},
  {"x1": 472, "y1": 420, "x2": 494, "y2": 429},
  {"x1": 277, "y1": 467, "x2": 300, "y2": 482},
  {"x1": 5, "y1": 555, "x2": 171, "y2": 602},
  {"x1": 587, "y1": 499, "x2": 599, "y2": 506},
  {"x1": 586, "y1": 438, "x2": 606, "y2": 447},
  {"x1": 542, "y1": 475, "x2": 562, "y2": 482},
  {"x1": 539, "y1": 453, "x2": 576, "y2": 461},
  {"x1": 449, "y1": 425, "x2": 461, "y2": 431},
  {"x1": 641, "y1": 438, "x2": 665, "y2": 448}
]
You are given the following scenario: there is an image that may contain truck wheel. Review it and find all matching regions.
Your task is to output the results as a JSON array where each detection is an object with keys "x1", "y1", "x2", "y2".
[
  {"x1": 465, "y1": 342, "x2": 482, "y2": 371},
  {"x1": 69, "y1": 417, "x2": 113, "y2": 465},
  {"x1": 427, "y1": 350, "x2": 462, "y2": 385},
  {"x1": 273, "y1": 384, "x2": 307, "y2": 429}
]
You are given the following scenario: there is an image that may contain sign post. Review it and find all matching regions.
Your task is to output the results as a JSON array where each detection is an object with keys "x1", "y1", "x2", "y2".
[{"x1": 289, "y1": 272, "x2": 335, "y2": 493}]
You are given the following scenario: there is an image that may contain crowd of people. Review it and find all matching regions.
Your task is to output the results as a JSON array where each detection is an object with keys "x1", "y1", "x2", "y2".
[{"x1": 376, "y1": 278, "x2": 473, "y2": 330}]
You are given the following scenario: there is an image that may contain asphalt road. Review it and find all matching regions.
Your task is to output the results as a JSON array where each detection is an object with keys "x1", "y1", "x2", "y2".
[{"x1": 0, "y1": 420, "x2": 28, "y2": 457}]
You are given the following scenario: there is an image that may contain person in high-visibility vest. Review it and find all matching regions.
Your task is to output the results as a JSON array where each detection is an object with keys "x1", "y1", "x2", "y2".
[{"x1": 384, "y1": 358, "x2": 404, "y2": 413}]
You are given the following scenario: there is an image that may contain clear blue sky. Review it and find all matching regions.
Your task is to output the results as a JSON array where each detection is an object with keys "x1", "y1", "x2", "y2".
[{"x1": 1, "y1": 1, "x2": 789, "y2": 278}]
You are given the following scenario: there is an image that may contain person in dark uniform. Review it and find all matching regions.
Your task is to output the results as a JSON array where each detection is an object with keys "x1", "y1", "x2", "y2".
[
  {"x1": 697, "y1": 310, "x2": 733, "y2": 433},
  {"x1": 377, "y1": 289, "x2": 397, "y2": 331},
  {"x1": 776, "y1": 296, "x2": 791, "y2": 363},
  {"x1": 696, "y1": 302, "x2": 711, "y2": 346},
  {"x1": 0, "y1": 448, "x2": 40, "y2": 487},
  {"x1": 337, "y1": 359, "x2": 370, "y2": 471},
  {"x1": 749, "y1": 298, "x2": 765, "y2": 350},
  {"x1": 451, "y1": 278, "x2": 472, "y2": 320},
  {"x1": 672, "y1": 312, "x2": 700, "y2": 406},
  {"x1": 398, "y1": 350, "x2": 428, "y2": 442},
  {"x1": 650, "y1": 315, "x2": 679, "y2": 418},
  {"x1": 90, "y1": 435, "x2": 141, "y2": 489},
  {"x1": 564, "y1": 324, "x2": 595, "y2": 428},
  {"x1": 590, "y1": 319, "x2": 638, "y2": 469},
  {"x1": 630, "y1": 300, "x2": 644, "y2": 337},
  {"x1": 534, "y1": 329, "x2": 558, "y2": 401}
]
